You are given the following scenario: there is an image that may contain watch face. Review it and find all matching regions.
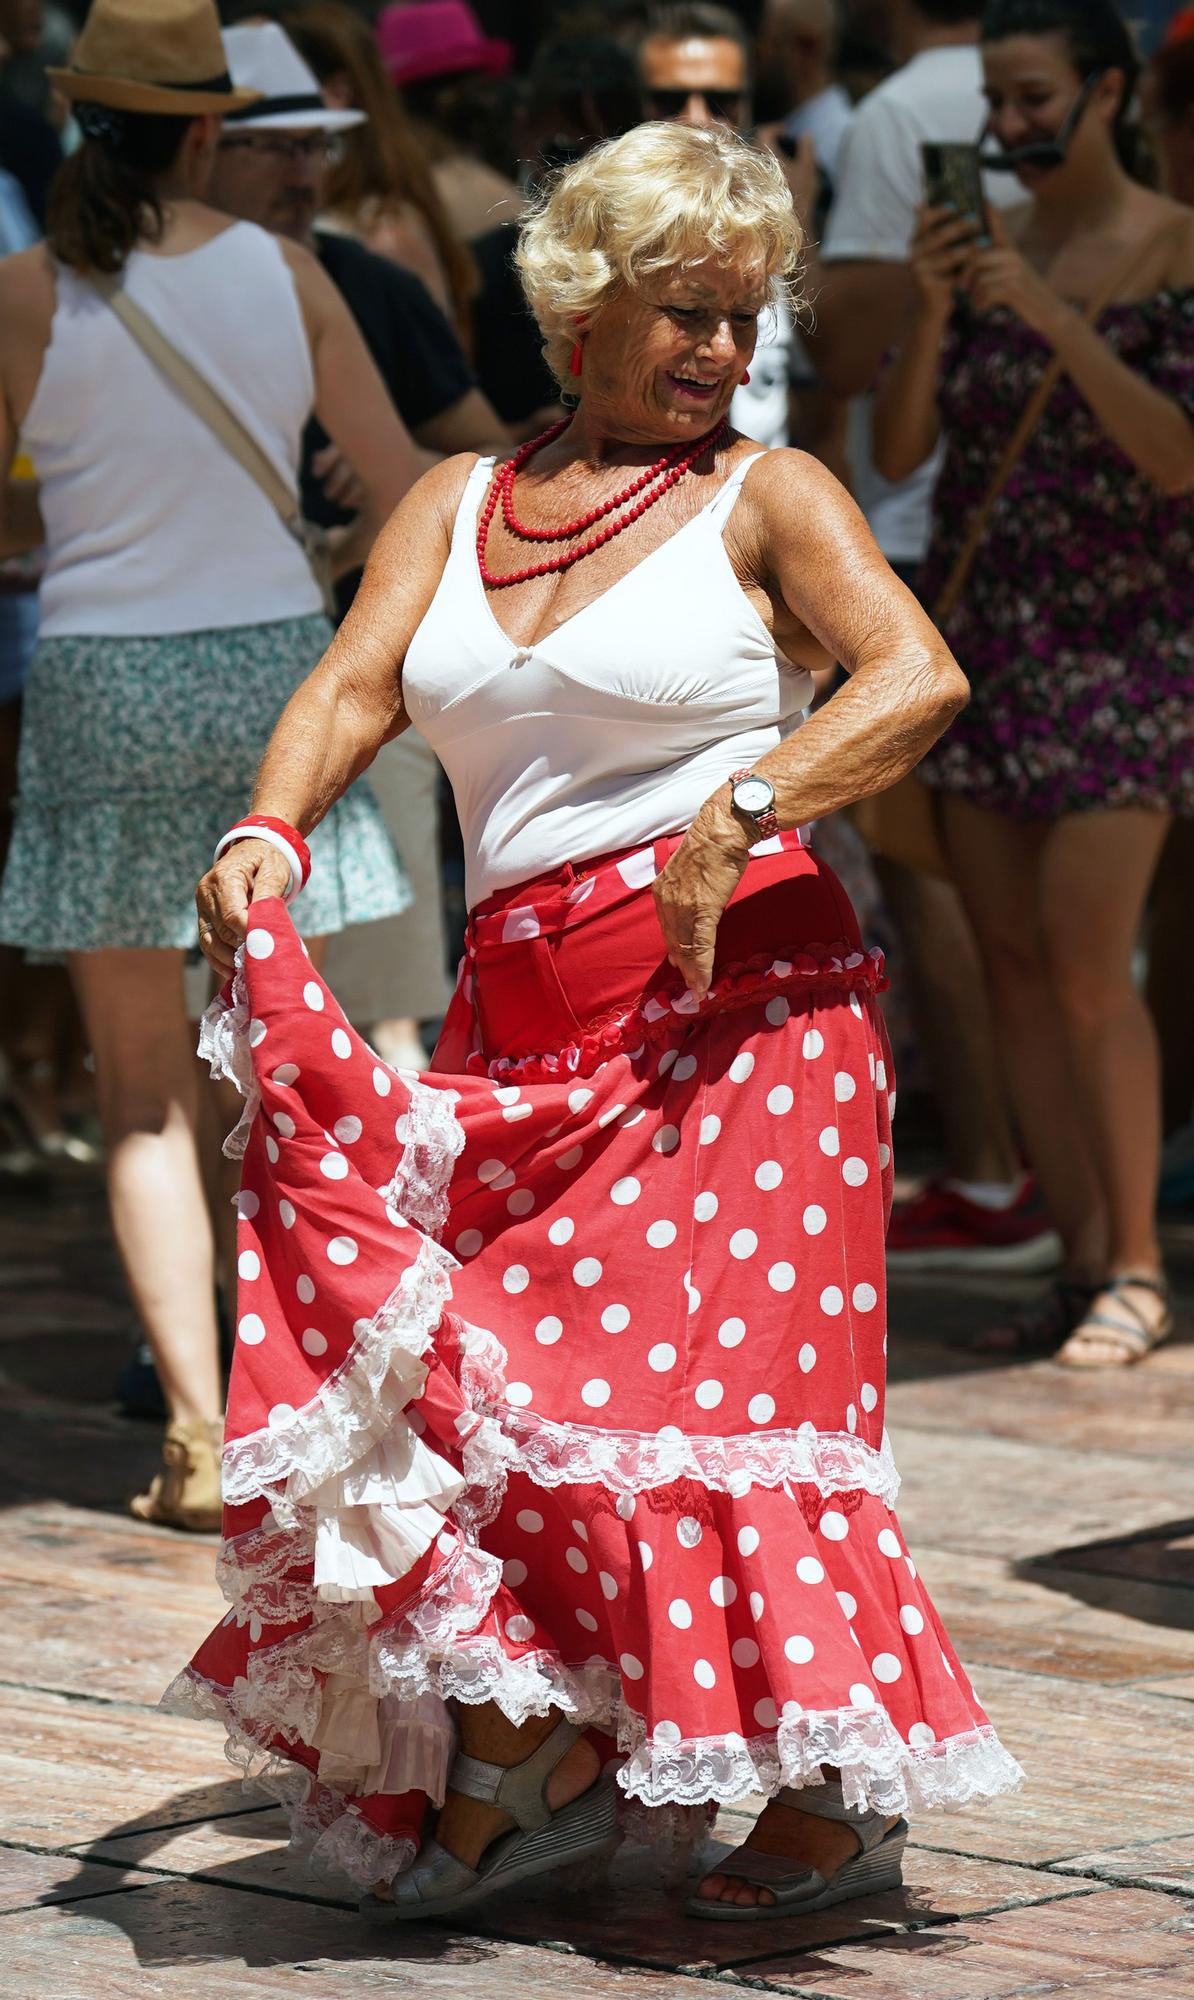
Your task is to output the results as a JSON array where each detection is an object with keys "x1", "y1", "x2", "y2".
[{"x1": 734, "y1": 777, "x2": 774, "y2": 815}]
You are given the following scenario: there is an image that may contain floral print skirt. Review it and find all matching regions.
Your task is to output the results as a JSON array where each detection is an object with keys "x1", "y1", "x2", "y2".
[{"x1": 0, "y1": 616, "x2": 410, "y2": 952}]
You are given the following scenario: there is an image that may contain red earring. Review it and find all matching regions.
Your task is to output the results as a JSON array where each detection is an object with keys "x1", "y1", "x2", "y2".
[
  {"x1": 570, "y1": 342, "x2": 584, "y2": 377},
  {"x1": 740, "y1": 369, "x2": 751, "y2": 385}
]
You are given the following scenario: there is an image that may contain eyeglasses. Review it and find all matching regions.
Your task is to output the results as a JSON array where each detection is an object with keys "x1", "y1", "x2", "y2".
[
  {"x1": 218, "y1": 133, "x2": 345, "y2": 167},
  {"x1": 647, "y1": 88, "x2": 745, "y2": 124}
]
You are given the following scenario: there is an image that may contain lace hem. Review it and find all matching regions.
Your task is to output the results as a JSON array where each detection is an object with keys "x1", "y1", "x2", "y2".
[
  {"x1": 198, "y1": 962, "x2": 260, "y2": 1160},
  {"x1": 380, "y1": 1075, "x2": 465, "y2": 1241},
  {"x1": 470, "y1": 944, "x2": 887, "y2": 1084}
]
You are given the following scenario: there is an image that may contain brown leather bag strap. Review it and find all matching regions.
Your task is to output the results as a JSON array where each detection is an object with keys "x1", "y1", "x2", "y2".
[{"x1": 933, "y1": 219, "x2": 1185, "y2": 626}]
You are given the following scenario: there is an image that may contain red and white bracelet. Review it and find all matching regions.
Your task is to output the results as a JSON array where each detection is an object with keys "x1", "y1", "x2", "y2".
[{"x1": 213, "y1": 815, "x2": 311, "y2": 903}]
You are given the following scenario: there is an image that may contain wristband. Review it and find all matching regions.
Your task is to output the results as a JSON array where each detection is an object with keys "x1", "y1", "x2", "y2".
[{"x1": 214, "y1": 815, "x2": 311, "y2": 903}]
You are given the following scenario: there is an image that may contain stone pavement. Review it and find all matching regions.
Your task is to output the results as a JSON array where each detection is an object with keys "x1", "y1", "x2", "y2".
[{"x1": 2, "y1": 1164, "x2": 1193, "y2": 2000}]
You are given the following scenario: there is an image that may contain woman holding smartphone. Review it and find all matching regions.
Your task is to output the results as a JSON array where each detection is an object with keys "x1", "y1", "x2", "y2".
[{"x1": 874, "y1": 0, "x2": 1194, "y2": 1368}]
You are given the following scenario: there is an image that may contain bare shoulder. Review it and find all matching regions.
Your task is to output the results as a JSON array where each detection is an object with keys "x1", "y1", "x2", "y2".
[
  {"x1": 0, "y1": 244, "x2": 56, "y2": 324},
  {"x1": 1157, "y1": 199, "x2": 1194, "y2": 288},
  {"x1": 737, "y1": 445, "x2": 869, "y2": 547},
  {"x1": 371, "y1": 451, "x2": 483, "y2": 562}
]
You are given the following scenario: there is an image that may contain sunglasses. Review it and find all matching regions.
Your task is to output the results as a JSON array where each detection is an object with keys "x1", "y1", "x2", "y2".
[
  {"x1": 647, "y1": 88, "x2": 745, "y2": 123},
  {"x1": 218, "y1": 133, "x2": 345, "y2": 167}
]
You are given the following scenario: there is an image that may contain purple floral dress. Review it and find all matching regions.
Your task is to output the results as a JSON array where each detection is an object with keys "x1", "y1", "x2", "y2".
[{"x1": 918, "y1": 289, "x2": 1194, "y2": 818}]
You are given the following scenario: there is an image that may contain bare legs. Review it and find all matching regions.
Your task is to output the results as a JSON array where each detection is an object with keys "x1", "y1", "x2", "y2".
[
  {"x1": 70, "y1": 948, "x2": 223, "y2": 1426},
  {"x1": 941, "y1": 800, "x2": 1171, "y2": 1360}
]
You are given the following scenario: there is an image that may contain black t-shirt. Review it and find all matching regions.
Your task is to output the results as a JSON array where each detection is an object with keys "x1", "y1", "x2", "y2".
[{"x1": 471, "y1": 220, "x2": 557, "y2": 428}]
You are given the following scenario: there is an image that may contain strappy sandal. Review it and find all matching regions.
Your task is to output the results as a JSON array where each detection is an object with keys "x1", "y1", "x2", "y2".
[
  {"x1": 362, "y1": 1718, "x2": 618, "y2": 1922},
  {"x1": 967, "y1": 1277, "x2": 1098, "y2": 1358},
  {"x1": 1057, "y1": 1273, "x2": 1175, "y2": 1369},
  {"x1": 686, "y1": 1774, "x2": 907, "y2": 1922}
]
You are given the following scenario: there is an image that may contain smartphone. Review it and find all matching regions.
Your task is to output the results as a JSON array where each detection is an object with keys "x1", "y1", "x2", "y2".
[{"x1": 920, "y1": 141, "x2": 988, "y2": 230}]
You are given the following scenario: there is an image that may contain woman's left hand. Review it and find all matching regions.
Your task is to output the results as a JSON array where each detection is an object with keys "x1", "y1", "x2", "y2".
[
  {"x1": 964, "y1": 209, "x2": 1070, "y2": 342},
  {"x1": 653, "y1": 808, "x2": 750, "y2": 1001}
]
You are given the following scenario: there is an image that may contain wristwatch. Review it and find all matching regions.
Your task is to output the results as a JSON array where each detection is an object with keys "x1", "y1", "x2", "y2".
[{"x1": 730, "y1": 768, "x2": 780, "y2": 839}]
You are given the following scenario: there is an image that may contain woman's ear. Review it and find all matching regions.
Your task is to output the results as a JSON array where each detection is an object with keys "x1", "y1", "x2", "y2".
[{"x1": 1095, "y1": 66, "x2": 1128, "y2": 134}]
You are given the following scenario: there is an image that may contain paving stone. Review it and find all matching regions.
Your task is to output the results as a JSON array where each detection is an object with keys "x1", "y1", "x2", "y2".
[
  {"x1": 732, "y1": 1885, "x2": 1194, "y2": 1997},
  {"x1": 0, "y1": 1846, "x2": 159, "y2": 1914},
  {"x1": 0, "y1": 1685, "x2": 247, "y2": 1849},
  {"x1": 76, "y1": 1809, "x2": 344, "y2": 1904},
  {"x1": 1050, "y1": 1833, "x2": 1194, "y2": 1898},
  {"x1": 0, "y1": 1876, "x2": 753, "y2": 2000},
  {"x1": 1134, "y1": 1676, "x2": 1194, "y2": 1703}
]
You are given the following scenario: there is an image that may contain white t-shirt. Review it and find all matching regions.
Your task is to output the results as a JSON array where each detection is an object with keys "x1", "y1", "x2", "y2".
[
  {"x1": 822, "y1": 46, "x2": 1021, "y2": 563},
  {"x1": 731, "y1": 292, "x2": 793, "y2": 448}
]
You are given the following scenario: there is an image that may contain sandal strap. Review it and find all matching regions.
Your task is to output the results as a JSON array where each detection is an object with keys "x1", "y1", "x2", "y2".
[
  {"x1": 1102, "y1": 1273, "x2": 1172, "y2": 1306},
  {"x1": 1075, "y1": 1311, "x2": 1157, "y2": 1353},
  {"x1": 449, "y1": 1718, "x2": 581, "y2": 1832},
  {"x1": 773, "y1": 1778, "x2": 892, "y2": 1851}
]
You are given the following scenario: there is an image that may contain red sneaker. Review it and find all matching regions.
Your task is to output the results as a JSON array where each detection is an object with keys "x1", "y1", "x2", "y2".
[{"x1": 886, "y1": 1176, "x2": 1063, "y2": 1274}]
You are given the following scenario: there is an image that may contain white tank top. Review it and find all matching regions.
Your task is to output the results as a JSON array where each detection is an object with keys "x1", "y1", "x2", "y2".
[
  {"x1": 22, "y1": 221, "x2": 323, "y2": 638},
  {"x1": 402, "y1": 452, "x2": 813, "y2": 909}
]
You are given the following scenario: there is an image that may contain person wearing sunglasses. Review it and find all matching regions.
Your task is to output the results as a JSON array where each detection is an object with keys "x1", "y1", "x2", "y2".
[{"x1": 874, "y1": 0, "x2": 1194, "y2": 1369}]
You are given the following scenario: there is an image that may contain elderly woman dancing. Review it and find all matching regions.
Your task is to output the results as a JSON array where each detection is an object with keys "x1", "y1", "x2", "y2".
[{"x1": 171, "y1": 123, "x2": 1021, "y2": 1922}]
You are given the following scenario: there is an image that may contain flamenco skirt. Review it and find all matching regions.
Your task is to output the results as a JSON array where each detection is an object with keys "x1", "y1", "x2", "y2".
[{"x1": 164, "y1": 830, "x2": 1023, "y2": 1889}]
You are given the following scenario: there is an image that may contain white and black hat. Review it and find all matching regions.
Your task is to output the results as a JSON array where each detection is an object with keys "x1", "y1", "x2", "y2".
[{"x1": 221, "y1": 22, "x2": 366, "y2": 132}]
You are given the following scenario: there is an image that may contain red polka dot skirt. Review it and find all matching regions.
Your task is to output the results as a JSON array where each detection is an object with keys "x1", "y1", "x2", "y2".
[{"x1": 166, "y1": 832, "x2": 1022, "y2": 1889}]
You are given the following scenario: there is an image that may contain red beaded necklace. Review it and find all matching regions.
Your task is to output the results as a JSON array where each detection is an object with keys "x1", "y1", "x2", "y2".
[{"x1": 476, "y1": 414, "x2": 730, "y2": 589}]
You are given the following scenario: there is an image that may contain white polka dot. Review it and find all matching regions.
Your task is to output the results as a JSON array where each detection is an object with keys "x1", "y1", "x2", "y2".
[
  {"x1": 503, "y1": 1558, "x2": 528, "y2": 1587},
  {"x1": 301, "y1": 981, "x2": 324, "y2": 1013},
  {"x1": 750, "y1": 1590, "x2": 765, "y2": 1620},
  {"x1": 615, "y1": 1495, "x2": 636, "y2": 1521},
  {"x1": 493, "y1": 1086, "x2": 521, "y2": 1106},
  {"x1": 581, "y1": 1378, "x2": 610, "y2": 1407},
  {"x1": 646, "y1": 1219, "x2": 677, "y2": 1248},
  {"x1": 846, "y1": 1404, "x2": 858, "y2": 1433},
  {"x1": 602, "y1": 1177, "x2": 640, "y2": 1214},
  {"x1": 301, "y1": 1327, "x2": 328, "y2": 1357},
  {"x1": 667, "y1": 1598, "x2": 693, "y2": 1629},
  {"x1": 718, "y1": 1316, "x2": 746, "y2": 1348},
  {"x1": 506, "y1": 1382, "x2": 534, "y2": 1407},
  {"x1": 505, "y1": 1614, "x2": 536, "y2": 1643},
  {"x1": 556, "y1": 1145, "x2": 583, "y2": 1170},
  {"x1": 248, "y1": 1017, "x2": 268, "y2": 1049},
  {"x1": 694, "y1": 1191, "x2": 719, "y2": 1222},
  {"x1": 652, "y1": 1124, "x2": 680, "y2": 1154},
  {"x1": 271, "y1": 1112, "x2": 296, "y2": 1141},
  {"x1": 601, "y1": 1304, "x2": 630, "y2": 1333},
  {"x1": 836, "y1": 1590, "x2": 858, "y2": 1619},
  {"x1": 819, "y1": 1127, "x2": 841, "y2": 1157},
  {"x1": 372, "y1": 1066, "x2": 392, "y2": 1096},
  {"x1": 638, "y1": 1540, "x2": 654, "y2": 1569},
  {"x1": 671, "y1": 1053, "x2": 698, "y2": 1082},
  {"x1": 571, "y1": 1519, "x2": 588, "y2": 1541},
  {"x1": 535, "y1": 1316, "x2": 563, "y2": 1344},
  {"x1": 693, "y1": 1658, "x2": 716, "y2": 1689},
  {"x1": 860, "y1": 1382, "x2": 879, "y2": 1414},
  {"x1": 331, "y1": 1028, "x2": 352, "y2": 1060},
  {"x1": 268, "y1": 1403, "x2": 294, "y2": 1429},
  {"x1": 879, "y1": 1143, "x2": 892, "y2": 1170},
  {"x1": 842, "y1": 1156, "x2": 869, "y2": 1187},
  {"x1": 798, "y1": 1342, "x2": 817, "y2": 1373},
  {"x1": 573, "y1": 1257, "x2": 602, "y2": 1287},
  {"x1": 503, "y1": 1265, "x2": 530, "y2": 1294},
  {"x1": 694, "y1": 1378, "x2": 724, "y2": 1410},
  {"x1": 502, "y1": 1102, "x2": 533, "y2": 1123},
  {"x1": 802, "y1": 1028, "x2": 824, "y2": 1060},
  {"x1": 677, "y1": 1516, "x2": 703, "y2": 1549},
  {"x1": 576, "y1": 1608, "x2": 598, "y2": 1632},
  {"x1": 872, "y1": 1653, "x2": 903, "y2": 1684},
  {"x1": 900, "y1": 1605, "x2": 926, "y2": 1635},
  {"x1": 820, "y1": 1511, "x2": 849, "y2": 1541},
  {"x1": 327, "y1": 1235, "x2": 358, "y2": 1266},
  {"x1": 767, "y1": 1262, "x2": 796, "y2": 1292},
  {"x1": 547, "y1": 1216, "x2": 575, "y2": 1245},
  {"x1": 803, "y1": 1205, "x2": 827, "y2": 1236},
  {"x1": 455, "y1": 1229, "x2": 483, "y2": 1258},
  {"x1": 699, "y1": 1114, "x2": 721, "y2": 1145},
  {"x1": 320, "y1": 1152, "x2": 349, "y2": 1181},
  {"x1": 648, "y1": 1343, "x2": 676, "y2": 1372},
  {"x1": 729, "y1": 1051, "x2": 755, "y2": 1083},
  {"x1": 729, "y1": 1228, "x2": 758, "y2": 1260},
  {"x1": 853, "y1": 1283, "x2": 878, "y2": 1313},
  {"x1": 237, "y1": 1250, "x2": 260, "y2": 1281},
  {"x1": 278, "y1": 1199, "x2": 296, "y2": 1230},
  {"x1": 516, "y1": 1509, "x2": 544, "y2": 1534},
  {"x1": 737, "y1": 1525, "x2": 760, "y2": 1557},
  {"x1": 657, "y1": 1048, "x2": 677, "y2": 1075},
  {"x1": 877, "y1": 1528, "x2": 902, "y2": 1558},
  {"x1": 766, "y1": 1084, "x2": 794, "y2": 1114},
  {"x1": 753, "y1": 1160, "x2": 784, "y2": 1194},
  {"x1": 784, "y1": 1634, "x2": 815, "y2": 1664},
  {"x1": 477, "y1": 1158, "x2": 507, "y2": 1184},
  {"x1": 747, "y1": 1394, "x2": 775, "y2": 1424},
  {"x1": 237, "y1": 1313, "x2": 266, "y2": 1345},
  {"x1": 599, "y1": 1571, "x2": 618, "y2": 1601},
  {"x1": 245, "y1": 928, "x2": 274, "y2": 959},
  {"x1": 765, "y1": 996, "x2": 790, "y2": 1026},
  {"x1": 796, "y1": 1556, "x2": 825, "y2": 1585},
  {"x1": 849, "y1": 1684, "x2": 877, "y2": 1709},
  {"x1": 908, "y1": 1722, "x2": 937, "y2": 1749},
  {"x1": 710, "y1": 1576, "x2": 737, "y2": 1608},
  {"x1": 565, "y1": 1546, "x2": 588, "y2": 1573},
  {"x1": 270, "y1": 1064, "x2": 299, "y2": 1090},
  {"x1": 333, "y1": 1116, "x2": 362, "y2": 1146},
  {"x1": 753, "y1": 1696, "x2": 779, "y2": 1728},
  {"x1": 876, "y1": 1061, "x2": 888, "y2": 1090},
  {"x1": 732, "y1": 1637, "x2": 760, "y2": 1668},
  {"x1": 264, "y1": 1136, "x2": 280, "y2": 1164},
  {"x1": 620, "y1": 1652, "x2": 645, "y2": 1680},
  {"x1": 507, "y1": 1189, "x2": 534, "y2": 1217},
  {"x1": 568, "y1": 1088, "x2": 593, "y2": 1115}
]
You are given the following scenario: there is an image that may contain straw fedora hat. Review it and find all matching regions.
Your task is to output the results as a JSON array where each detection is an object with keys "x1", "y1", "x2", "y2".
[{"x1": 48, "y1": 0, "x2": 263, "y2": 117}]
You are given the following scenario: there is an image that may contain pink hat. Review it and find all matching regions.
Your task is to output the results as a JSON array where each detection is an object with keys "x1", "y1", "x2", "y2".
[{"x1": 377, "y1": 2, "x2": 513, "y2": 88}]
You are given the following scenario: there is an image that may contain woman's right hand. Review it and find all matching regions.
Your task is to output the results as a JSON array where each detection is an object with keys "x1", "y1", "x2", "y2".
[
  {"x1": 909, "y1": 203, "x2": 981, "y2": 319},
  {"x1": 196, "y1": 838, "x2": 292, "y2": 979}
]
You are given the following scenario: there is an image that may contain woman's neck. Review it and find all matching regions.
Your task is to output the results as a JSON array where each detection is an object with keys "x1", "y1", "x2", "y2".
[
  {"x1": 564, "y1": 404, "x2": 719, "y2": 469},
  {"x1": 1030, "y1": 153, "x2": 1136, "y2": 247}
]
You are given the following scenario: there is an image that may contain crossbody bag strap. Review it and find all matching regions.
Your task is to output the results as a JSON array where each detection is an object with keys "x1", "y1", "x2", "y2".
[
  {"x1": 933, "y1": 218, "x2": 1185, "y2": 626},
  {"x1": 90, "y1": 271, "x2": 303, "y2": 531}
]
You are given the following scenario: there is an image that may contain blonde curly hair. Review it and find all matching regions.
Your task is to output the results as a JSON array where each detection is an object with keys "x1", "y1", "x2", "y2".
[{"x1": 516, "y1": 122, "x2": 805, "y2": 391}]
